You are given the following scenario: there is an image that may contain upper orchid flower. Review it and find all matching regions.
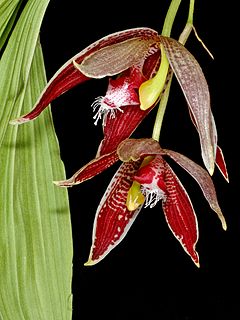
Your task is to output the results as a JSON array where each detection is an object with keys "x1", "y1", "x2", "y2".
[
  {"x1": 58, "y1": 138, "x2": 226, "y2": 267},
  {"x1": 10, "y1": 27, "x2": 221, "y2": 174}
]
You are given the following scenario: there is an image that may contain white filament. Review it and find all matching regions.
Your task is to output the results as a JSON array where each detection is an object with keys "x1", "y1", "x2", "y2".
[
  {"x1": 91, "y1": 96, "x2": 124, "y2": 126},
  {"x1": 141, "y1": 186, "x2": 166, "y2": 209}
]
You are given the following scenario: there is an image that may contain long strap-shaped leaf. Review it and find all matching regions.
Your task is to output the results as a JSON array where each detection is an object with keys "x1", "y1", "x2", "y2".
[
  {"x1": 0, "y1": 1, "x2": 73, "y2": 319},
  {"x1": 0, "y1": 0, "x2": 23, "y2": 51}
]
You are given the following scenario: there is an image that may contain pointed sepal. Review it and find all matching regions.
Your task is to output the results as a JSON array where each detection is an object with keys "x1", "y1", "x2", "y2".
[
  {"x1": 77, "y1": 30, "x2": 158, "y2": 79},
  {"x1": 216, "y1": 146, "x2": 229, "y2": 182},
  {"x1": 54, "y1": 152, "x2": 119, "y2": 187},
  {"x1": 162, "y1": 161, "x2": 200, "y2": 266},
  {"x1": 85, "y1": 161, "x2": 142, "y2": 265},
  {"x1": 160, "y1": 36, "x2": 216, "y2": 175}
]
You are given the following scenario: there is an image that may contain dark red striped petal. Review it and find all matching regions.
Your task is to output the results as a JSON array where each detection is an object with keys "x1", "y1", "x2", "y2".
[
  {"x1": 162, "y1": 162, "x2": 199, "y2": 266},
  {"x1": 10, "y1": 27, "x2": 158, "y2": 125},
  {"x1": 54, "y1": 152, "x2": 119, "y2": 187},
  {"x1": 9, "y1": 60, "x2": 90, "y2": 125},
  {"x1": 97, "y1": 105, "x2": 153, "y2": 156},
  {"x1": 84, "y1": 160, "x2": 142, "y2": 266},
  {"x1": 216, "y1": 146, "x2": 229, "y2": 182}
]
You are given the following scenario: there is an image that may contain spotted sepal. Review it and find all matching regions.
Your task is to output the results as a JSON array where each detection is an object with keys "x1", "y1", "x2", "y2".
[{"x1": 85, "y1": 160, "x2": 142, "y2": 265}]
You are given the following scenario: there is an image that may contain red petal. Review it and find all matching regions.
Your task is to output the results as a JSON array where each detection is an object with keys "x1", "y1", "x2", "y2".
[
  {"x1": 216, "y1": 145, "x2": 229, "y2": 182},
  {"x1": 9, "y1": 60, "x2": 90, "y2": 124},
  {"x1": 97, "y1": 105, "x2": 152, "y2": 156},
  {"x1": 162, "y1": 161, "x2": 199, "y2": 266},
  {"x1": 85, "y1": 161, "x2": 142, "y2": 265},
  {"x1": 10, "y1": 27, "x2": 158, "y2": 125},
  {"x1": 54, "y1": 152, "x2": 119, "y2": 187}
]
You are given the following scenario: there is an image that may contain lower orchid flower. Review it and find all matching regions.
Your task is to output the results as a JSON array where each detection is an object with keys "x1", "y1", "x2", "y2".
[{"x1": 55, "y1": 138, "x2": 226, "y2": 267}]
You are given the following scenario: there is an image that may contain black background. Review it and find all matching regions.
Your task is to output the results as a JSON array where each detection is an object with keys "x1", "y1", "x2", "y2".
[{"x1": 40, "y1": 1, "x2": 237, "y2": 319}]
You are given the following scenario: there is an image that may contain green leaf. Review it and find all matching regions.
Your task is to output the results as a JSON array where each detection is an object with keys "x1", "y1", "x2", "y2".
[
  {"x1": 0, "y1": 1, "x2": 73, "y2": 319},
  {"x1": 0, "y1": 0, "x2": 23, "y2": 51}
]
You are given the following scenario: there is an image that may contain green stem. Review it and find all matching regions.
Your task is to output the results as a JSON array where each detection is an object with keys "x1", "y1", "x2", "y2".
[
  {"x1": 152, "y1": 76, "x2": 172, "y2": 141},
  {"x1": 179, "y1": 0, "x2": 195, "y2": 44},
  {"x1": 152, "y1": 0, "x2": 195, "y2": 142},
  {"x1": 161, "y1": 0, "x2": 182, "y2": 37}
]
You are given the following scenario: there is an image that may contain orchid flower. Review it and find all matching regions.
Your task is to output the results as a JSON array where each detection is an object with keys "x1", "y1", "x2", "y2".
[
  {"x1": 60, "y1": 138, "x2": 226, "y2": 267},
  {"x1": 9, "y1": 25, "x2": 228, "y2": 267},
  {"x1": 10, "y1": 27, "x2": 222, "y2": 175}
]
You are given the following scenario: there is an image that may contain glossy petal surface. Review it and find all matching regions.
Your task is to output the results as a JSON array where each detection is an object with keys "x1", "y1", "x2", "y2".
[
  {"x1": 97, "y1": 106, "x2": 152, "y2": 156},
  {"x1": 85, "y1": 160, "x2": 142, "y2": 265},
  {"x1": 162, "y1": 161, "x2": 199, "y2": 266},
  {"x1": 55, "y1": 152, "x2": 119, "y2": 187}
]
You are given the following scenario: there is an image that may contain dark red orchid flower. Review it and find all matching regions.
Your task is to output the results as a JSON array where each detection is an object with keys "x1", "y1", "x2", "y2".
[
  {"x1": 10, "y1": 27, "x2": 225, "y2": 175},
  {"x1": 56, "y1": 138, "x2": 227, "y2": 267},
  {"x1": 9, "y1": 28, "x2": 228, "y2": 266}
]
